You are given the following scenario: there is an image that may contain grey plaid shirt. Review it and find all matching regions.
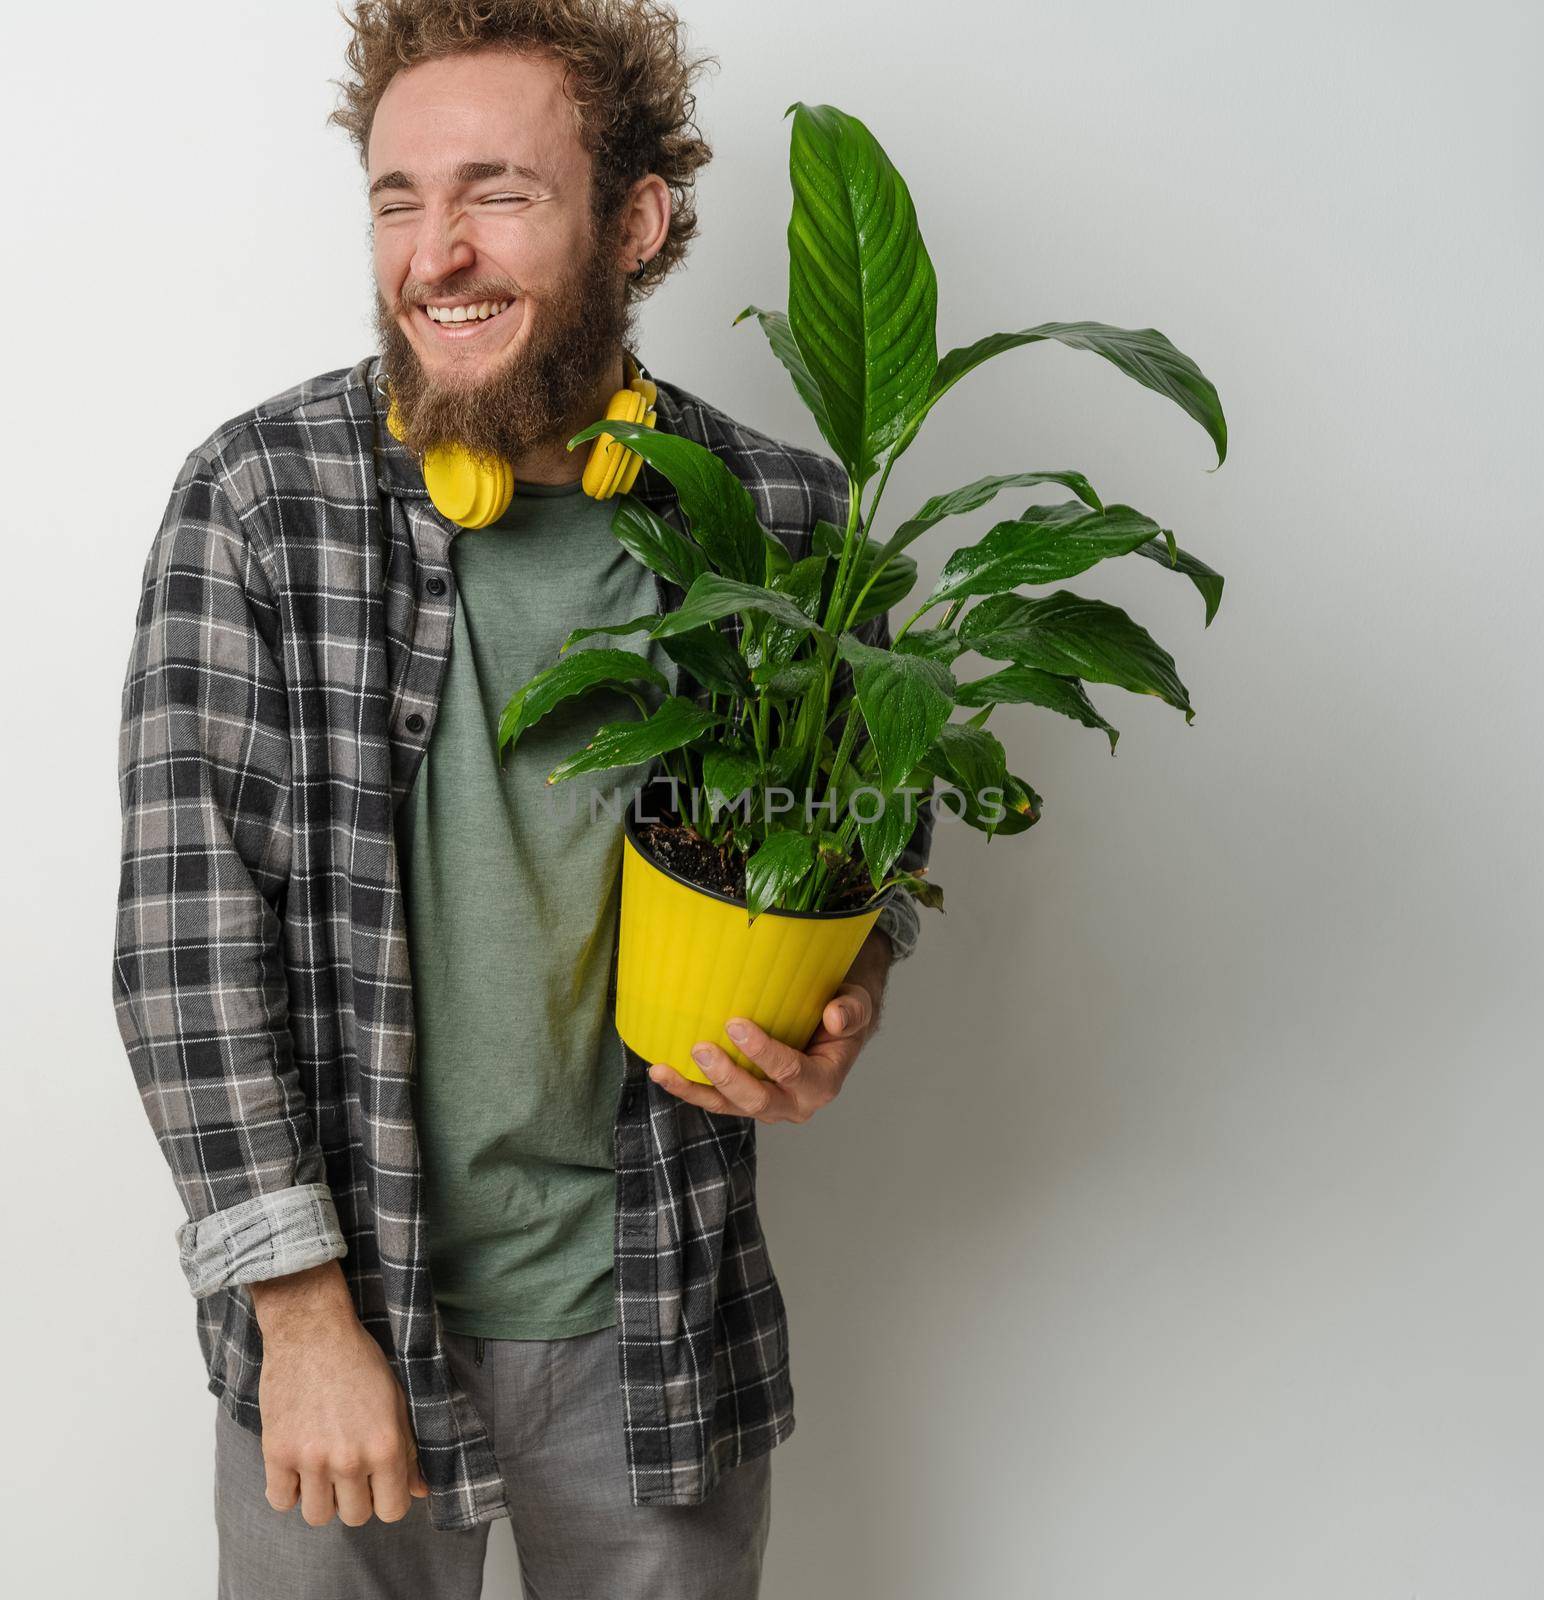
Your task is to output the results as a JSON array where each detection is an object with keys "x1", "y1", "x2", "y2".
[{"x1": 112, "y1": 349, "x2": 932, "y2": 1531}]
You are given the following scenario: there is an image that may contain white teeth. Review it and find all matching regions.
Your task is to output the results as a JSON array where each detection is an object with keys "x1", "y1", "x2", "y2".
[{"x1": 424, "y1": 299, "x2": 511, "y2": 324}]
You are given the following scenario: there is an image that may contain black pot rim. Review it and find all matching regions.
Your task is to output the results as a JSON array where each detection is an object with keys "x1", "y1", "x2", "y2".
[{"x1": 624, "y1": 777, "x2": 893, "y2": 923}]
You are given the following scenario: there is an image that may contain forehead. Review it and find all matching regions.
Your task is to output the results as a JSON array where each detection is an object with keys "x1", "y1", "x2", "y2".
[{"x1": 366, "y1": 47, "x2": 586, "y2": 184}]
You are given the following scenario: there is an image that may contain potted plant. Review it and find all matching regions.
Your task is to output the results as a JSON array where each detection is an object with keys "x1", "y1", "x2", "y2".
[{"x1": 498, "y1": 101, "x2": 1228, "y2": 1086}]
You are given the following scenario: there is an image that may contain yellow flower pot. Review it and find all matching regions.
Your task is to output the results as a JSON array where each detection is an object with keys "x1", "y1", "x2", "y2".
[{"x1": 615, "y1": 803, "x2": 886, "y2": 1086}]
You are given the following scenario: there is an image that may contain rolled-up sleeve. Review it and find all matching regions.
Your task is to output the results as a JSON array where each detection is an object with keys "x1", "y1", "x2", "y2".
[
  {"x1": 175, "y1": 1183, "x2": 346, "y2": 1298},
  {"x1": 112, "y1": 449, "x2": 346, "y2": 1298}
]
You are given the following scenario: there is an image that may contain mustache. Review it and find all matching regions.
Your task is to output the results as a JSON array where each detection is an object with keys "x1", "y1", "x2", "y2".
[{"x1": 399, "y1": 283, "x2": 519, "y2": 309}]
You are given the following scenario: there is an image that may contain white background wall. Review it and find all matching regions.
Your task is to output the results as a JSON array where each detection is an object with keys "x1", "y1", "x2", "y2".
[{"x1": 2, "y1": 1, "x2": 1539, "y2": 1595}]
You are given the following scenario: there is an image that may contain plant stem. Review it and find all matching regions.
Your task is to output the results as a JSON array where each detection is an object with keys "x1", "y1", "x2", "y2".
[
  {"x1": 838, "y1": 450, "x2": 903, "y2": 630},
  {"x1": 822, "y1": 703, "x2": 864, "y2": 819},
  {"x1": 796, "y1": 476, "x2": 864, "y2": 819},
  {"x1": 892, "y1": 597, "x2": 942, "y2": 645},
  {"x1": 838, "y1": 454, "x2": 896, "y2": 627},
  {"x1": 799, "y1": 659, "x2": 831, "y2": 800},
  {"x1": 821, "y1": 473, "x2": 865, "y2": 635}
]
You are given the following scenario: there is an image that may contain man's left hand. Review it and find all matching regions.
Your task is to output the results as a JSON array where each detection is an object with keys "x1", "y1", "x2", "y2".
[{"x1": 648, "y1": 930, "x2": 892, "y2": 1124}]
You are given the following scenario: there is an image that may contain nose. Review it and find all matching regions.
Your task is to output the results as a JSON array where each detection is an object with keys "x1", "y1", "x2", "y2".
[{"x1": 408, "y1": 205, "x2": 476, "y2": 289}]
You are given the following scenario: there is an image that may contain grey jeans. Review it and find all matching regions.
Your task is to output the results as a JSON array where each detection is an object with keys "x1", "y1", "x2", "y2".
[{"x1": 214, "y1": 1322, "x2": 772, "y2": 1599}]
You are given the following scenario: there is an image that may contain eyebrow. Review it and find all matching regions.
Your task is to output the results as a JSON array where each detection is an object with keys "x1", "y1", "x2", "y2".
[{"x1": 368, "y1": 160, "x2": 551, "y2": 199}]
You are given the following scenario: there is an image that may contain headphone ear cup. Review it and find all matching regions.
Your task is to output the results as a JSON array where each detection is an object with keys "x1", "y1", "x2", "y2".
[
  {"x1": 423, "y1": 444, "x2": 514, "y2": 529},
  {"x1": 616, "y1": 408, "x2": 656, "y2": 494},
  {"x1": 601, "y1": 391, "x2": 649, "y2": 498},
  {"x1": 583, "y1": 387, "x2": 650, "y2": 499}
]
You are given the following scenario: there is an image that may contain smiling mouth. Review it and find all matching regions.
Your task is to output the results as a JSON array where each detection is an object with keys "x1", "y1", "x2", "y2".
[{"x1": 414, "y1": 298, "x2": 519, "y2": 342}]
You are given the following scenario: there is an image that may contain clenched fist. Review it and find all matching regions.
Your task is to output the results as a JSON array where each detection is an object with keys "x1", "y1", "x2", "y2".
[{"x1": 249, "y1": 1260, "x2": 429, "y2": 1527}]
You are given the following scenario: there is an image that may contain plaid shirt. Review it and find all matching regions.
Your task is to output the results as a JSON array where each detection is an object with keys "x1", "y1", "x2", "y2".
[{"x1": 112, "y1": 349, "x2": 932, "y2": 1532}]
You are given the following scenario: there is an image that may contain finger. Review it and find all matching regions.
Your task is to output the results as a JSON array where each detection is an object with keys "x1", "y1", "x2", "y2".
[
  {"x1": 333, "y1": 1466, "x2": 375, "y2": 1528},
  {"x1": 724, "y1": 1018, "x2": 806, "y2": 1087},
  {"x1": 408, "y1": 1443, "x2": 430, "y2": 1499},
  {"x1": 821, "y1": 987, "x2": 871, "y2": 1040},
  {"x1": 648, "y1": 1061, "x2": 740, "y2": 1117},
  {"x1": 264, "y1": 1460, "x2": 300, "y2": 1513},
  {"x1": 298, "y1": 1465, "x2": 337, "y2": 1527},
  {"x1": 688, "y1": 1039, "x2": 784, "y2": 1117},
  {"x1": 366, "y1": 1454, "x2": 414, "y2": 1524},
  {"x1": 395, "y1": 1397, "x2": 430, "y2": 1499}
]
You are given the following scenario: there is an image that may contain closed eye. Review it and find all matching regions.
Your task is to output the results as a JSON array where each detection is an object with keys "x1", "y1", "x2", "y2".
[{"x1": 374, "y1": 194, "x2": 532, "y2": 218}]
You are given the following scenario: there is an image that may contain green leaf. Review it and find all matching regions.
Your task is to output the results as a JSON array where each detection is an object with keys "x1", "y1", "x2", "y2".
[
  {"x1": 762, "y1": 531, "x2": 795, "y2": 581},
  {"x1": 924, "y1": 721, "x2": 1008, "y2": 784},
  {"x1": 939, "y1": 324, "x2": 1225, "y2": 465},
  {"x1": 959, "y1": 590, "x2": 1194, "y2": 723},
  {"x1": 982, "y1": 773, "x2": 1043, "y2": 836},
  {"x1": 815, "y1": 829, "x2": 852, "y2": 863},
  {"x1": 566, "y1": 419, "x2": 764, "y2": 583},
  {"x1": 810, "y1": 520, "x2": 848, "y2": 559},
  {"x1": 881, "y1": 870, "x2": 945, "y2": 911},
  {"x1": 928, "y1": 501, "x2": 1167, "y2": 605},
  {"x1": 785, "y1": 101, "x2": 939, "y2": 484},
  {"x1": 876, "y1": 470, "x2": 1105, "y2": 567},
  {"x1": 562, "y1": 614, "x2": 658, "y2": 650},
  {"x1": 1133, "y1": 536, "x2": 1225, "y2": 625},
  {"x1": 851, "y1": 552, "x2": 917, "y2": 623},
  {"x1": 752, "y1": 658, "x2": 822, "y2": 698},
  {"x1": 899, "y1": 321, "x2": 1227, "y2": 469},
  {"x1": 853, "y1": 779, "x2": 931, "y2": 888},
  {"x1": 745, "y1": 829, "x2": 818, "y2": 918},
  {"x1": 609, "y1": 494, "x2": 708, "y2": 590},
  {"x1": 771, "y1": 551, "x2": 831, "y2": 606},
  {"x1": 701, "y1": 743, "x2": 762, "y2": 818},
  {"x1": 659, "y1": 627, "x2": 752, "y2": 698},
  {"x1": 893, "y1": 627, "x2": 965, "y2": 664},
  {"x1": 760, "y1": 552, "x2": 830, "y2": 668},
  {"x1": 954, "y1": 664, "x2": 1119, "y2": 752},
  {"x1": 919, "y1": 722, "x2": 1010, "y2": 836},
  {"x1": 766, "y1": 743, "x2": 807, "y2": 786},
  {"x1": 836, "y1": 631, "x2": 956, "y2": 793},
  {"x1": 497, "y1": 649, "x2": 668, "y2": 757},
  {"x1": 652, "y1": 572, "x2": 831, "y2": 642},
  {"x1": 732, "y1": 304, "x2": 839, "y2": 449},
  {"x1": 546, "y1": 696, "x2": 722, "y2": 782}
]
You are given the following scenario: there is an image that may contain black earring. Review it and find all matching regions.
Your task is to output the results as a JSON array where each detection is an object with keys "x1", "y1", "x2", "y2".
[{"x1": 632, "y1": 256, "x2": 646, "y2": 280}]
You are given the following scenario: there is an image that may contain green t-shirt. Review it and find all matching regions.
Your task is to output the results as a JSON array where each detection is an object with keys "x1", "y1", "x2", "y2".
[{"x1": 395, "y1": 479, "x2": 672, "y2": 1339}]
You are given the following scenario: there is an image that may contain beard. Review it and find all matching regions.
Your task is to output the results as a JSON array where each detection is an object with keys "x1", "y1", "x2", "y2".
[{"x1": 373, "y1": 211, "x2": 637, "y2": 466}]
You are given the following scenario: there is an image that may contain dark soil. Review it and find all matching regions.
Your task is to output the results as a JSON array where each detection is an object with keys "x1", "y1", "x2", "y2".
[{"x1": 634, "y1": 813, "x2": 876, "y2": 915}]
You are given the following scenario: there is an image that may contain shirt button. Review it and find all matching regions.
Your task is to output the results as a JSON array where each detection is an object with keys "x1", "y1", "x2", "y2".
[
  {"x1": 620, "y1": 1087, "x2": 638, "y2": 1115},
  {"x1": 405, "y1": 713, "x2": 426, "y2": 734},
  {"x1": 425, "y1": 576, "x2": 446, "y2": 597}
]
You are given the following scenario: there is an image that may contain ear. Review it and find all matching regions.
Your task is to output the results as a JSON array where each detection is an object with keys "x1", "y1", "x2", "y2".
[{"x1": 617, "y1": 173, "x2": 672, "y2": 276}]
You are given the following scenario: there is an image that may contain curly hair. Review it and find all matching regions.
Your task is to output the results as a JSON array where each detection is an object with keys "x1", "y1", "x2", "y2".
[{"x1": 327, "y1": 0, "x2": 717, "y2": 299}]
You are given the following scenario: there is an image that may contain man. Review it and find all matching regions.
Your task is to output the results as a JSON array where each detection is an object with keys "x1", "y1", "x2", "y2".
[{"x1": 112, "y1": 3, "x2": 930, "y2": 1596}]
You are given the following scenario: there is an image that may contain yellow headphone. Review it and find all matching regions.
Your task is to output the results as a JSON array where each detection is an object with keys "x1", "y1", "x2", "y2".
[{"x1": 383, "y1": 352, "x2": 659, "y2": 529}]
